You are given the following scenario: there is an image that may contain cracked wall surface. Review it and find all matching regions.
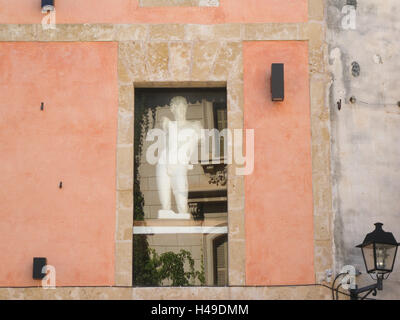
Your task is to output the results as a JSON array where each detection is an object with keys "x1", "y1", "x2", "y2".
[{"x1": 327, "y1": 0, "x2": 400, "y2": 299}]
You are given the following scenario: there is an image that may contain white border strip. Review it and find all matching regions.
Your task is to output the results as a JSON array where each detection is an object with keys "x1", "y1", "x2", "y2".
[{"x1": 133, "y1": 226, "x2": 228, "y2": 234}]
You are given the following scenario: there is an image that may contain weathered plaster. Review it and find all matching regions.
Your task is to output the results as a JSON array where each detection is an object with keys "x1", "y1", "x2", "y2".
[
  {"x1": 244, "y1": 41, "x2": 315, "y2": 285},
  {"x1": 0, "y1": 42, "x2": 119, "y2": 286},
  {"x1": 327, "y1": 0, "x2": 400, "y2": 299}
]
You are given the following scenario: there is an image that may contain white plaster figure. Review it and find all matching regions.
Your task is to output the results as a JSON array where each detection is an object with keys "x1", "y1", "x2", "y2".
[{"x1": 157, "y1": 96, "x2": 203, "y2": 219}]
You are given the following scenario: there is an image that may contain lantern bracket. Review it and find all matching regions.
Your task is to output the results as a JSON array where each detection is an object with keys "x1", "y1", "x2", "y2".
[{"x1": 349, "y1": 275, "x2": 383, "y2": 300}]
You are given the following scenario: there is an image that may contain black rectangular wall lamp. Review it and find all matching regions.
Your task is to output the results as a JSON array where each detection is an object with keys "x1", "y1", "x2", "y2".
[
  {"x1": 42, "y1": 0, "x2": 55, "y2": 13},
  {"x1": 33, "y1": 257, "x2": 47, "y2": 279},
  {"x1": 271, "y1": 63, "x2": 284, "y2": 101}
]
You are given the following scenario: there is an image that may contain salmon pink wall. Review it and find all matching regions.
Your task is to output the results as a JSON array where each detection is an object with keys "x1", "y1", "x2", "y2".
[
  {"x1": 244, "y1": 41, "x2": 315, "y2": 285},
  {"x1": 0, "y1": 42, "x2": 118, "y2": 286},
  {"x1": 0, "y1": 0, "x2": 307, "y2": 24}
]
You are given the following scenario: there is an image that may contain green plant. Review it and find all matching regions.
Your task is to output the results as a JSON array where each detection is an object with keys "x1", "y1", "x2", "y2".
[
  {"x1": 133, "y1": 95, "x2": 159, "y2": 286},
  {"x1": 134, "y1": 94, "x2": 156, "y2": 221},
  {"x1": 199, "y1": 251, "x2": 206, "y2": 285},
  {"x1": 148, "y1": 248, "x2": 205, "y2": 286}
]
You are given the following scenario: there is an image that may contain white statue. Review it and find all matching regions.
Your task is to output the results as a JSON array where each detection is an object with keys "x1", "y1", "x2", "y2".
[{"x1": 157, "y1": 96, "x2": 203, "y2": 219}]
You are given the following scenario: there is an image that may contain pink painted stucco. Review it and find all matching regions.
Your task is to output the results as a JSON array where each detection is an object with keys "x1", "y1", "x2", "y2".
[
  {"x1": 244, "y1": 41, "x2": 315, "y2": 285},
  {"x1": 0, "y1": 0, "x2": 307, "y2": 24},
  {"x1": 0, "y1": 42, "x2": 118, "y2": 286}
]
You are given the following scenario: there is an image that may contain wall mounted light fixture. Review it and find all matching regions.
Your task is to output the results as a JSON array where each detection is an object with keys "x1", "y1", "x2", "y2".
[
  {"x1": 33, "y1": 257, "x2": 47, "y2": 280},
  {"x1": 332, "y1": 223, "x2": 399, "y2": 300},
  {"x1": 41, "y1": 0, "x2": 55, "y2": 13},
  {"x1": 349, "y1": 223, "x2": 399, "y2": 300},
  {"x1": 271, "y1": 63, "x2": 284, "y2": 101},
  {"x1": 356, "y1": 223, "x2": 399, "y2": 278}
]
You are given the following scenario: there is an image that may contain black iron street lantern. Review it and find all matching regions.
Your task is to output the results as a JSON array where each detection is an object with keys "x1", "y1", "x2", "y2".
[
  {"x1": 349, "y1": 223, "x2": 400, "y2": 300},
  {"x1": 357, "y1": 223, "x2": 399, "y2": 277}
]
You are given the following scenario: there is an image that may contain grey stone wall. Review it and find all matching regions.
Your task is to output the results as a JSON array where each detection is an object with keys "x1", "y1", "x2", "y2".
[{"x1": 327, "y1": 0, "x2": 400, "y2": 299}]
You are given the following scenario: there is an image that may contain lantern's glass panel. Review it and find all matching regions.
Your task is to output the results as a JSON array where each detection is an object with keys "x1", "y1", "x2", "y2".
[
  {"x1": 362, "y1": 244, "x2": 375, "y2": 272},
  {"x1": 375, "y1": 243, "x2": 397, "y2": 273}
]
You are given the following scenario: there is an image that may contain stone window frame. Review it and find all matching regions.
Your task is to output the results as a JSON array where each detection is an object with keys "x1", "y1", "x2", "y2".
[{"x1": 116, "y1": 79, "x2": 245, "y2": 287}]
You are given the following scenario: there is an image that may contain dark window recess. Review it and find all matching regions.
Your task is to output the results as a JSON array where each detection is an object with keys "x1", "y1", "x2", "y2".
[
  {"x1": 213, "y1": 235, "x2": 228, "y2": 286},
  {"x1": 188, "y1": 190, "x2": 227, "y2": 199},
  {"x1": 212, "y1": 102, "x2": 228, "y2": 157},
  {"x1": 213, "y1": 102, "x2": 227, "y2": 131},
  {"x1": 188, "y1": 190, "x2": 227, "y2": 220}
]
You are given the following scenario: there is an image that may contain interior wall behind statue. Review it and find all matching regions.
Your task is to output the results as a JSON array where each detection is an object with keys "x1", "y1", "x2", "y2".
[{"x1": 327, "y1": 0, "x2": 400, "y2": 298}]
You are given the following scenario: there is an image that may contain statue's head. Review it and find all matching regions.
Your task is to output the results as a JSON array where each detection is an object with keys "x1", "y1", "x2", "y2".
[{"x1": 170, "y1": 96, "x2": 188, "y2": 121}]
